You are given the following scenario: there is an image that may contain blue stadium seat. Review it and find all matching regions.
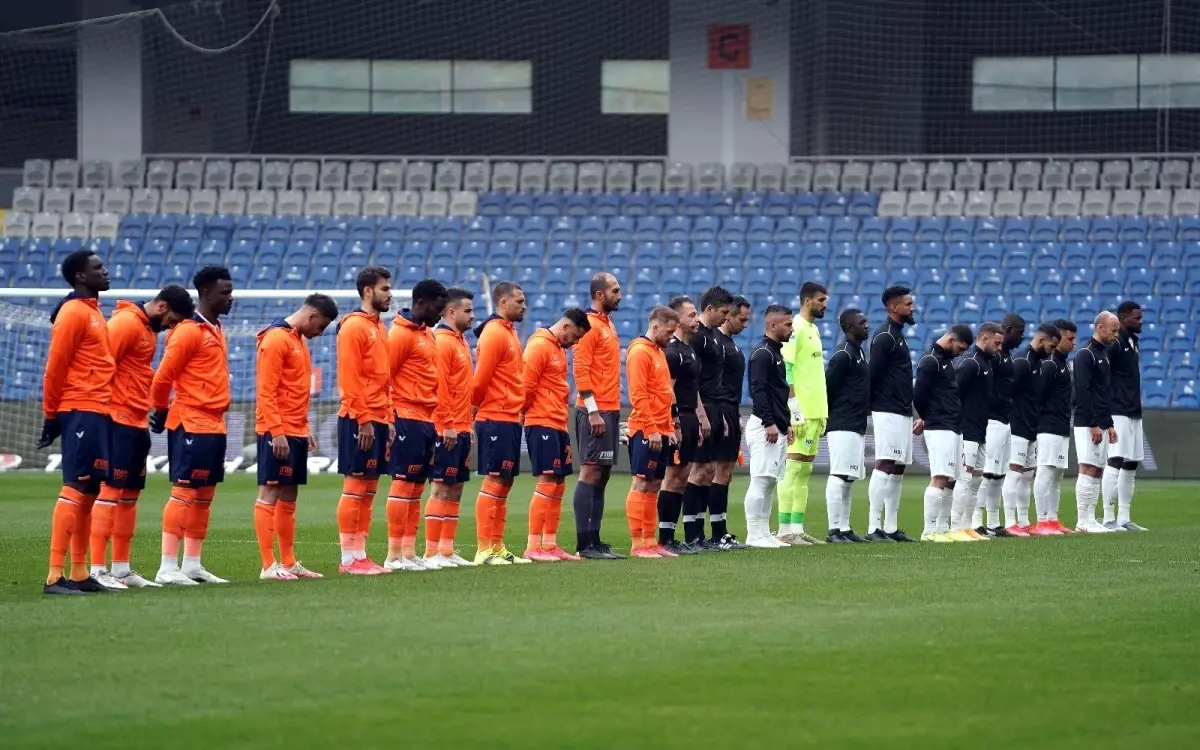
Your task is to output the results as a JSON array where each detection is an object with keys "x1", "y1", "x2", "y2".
[
  {"x1": 1001, "y1": 217, "x2": 1030, "y2": 243},
  {"x1": 546, "y1": 242, "x2": 572, "y2": 268},
  {"x1": 633, "y1": 216, "x2": 664, "y2": 242},
  {"x1": 1121, "y1": 241, "x2": 1152, "y2": 269},
  {"x1": 649, "y1": 193, "x2": 678, "y2": 216},
  {"x1": 690, "y1": 216, "x2": 719, "y2": 243},
  {"x1": 176, "y1": 216, "x2": 205, "y2": 242},
  {"x1": 378, "y1": 218, "x2": 406, "y2": 242},
  {"x1": 1183, "y1": 242, "x2": 1200, "y2": 269},
  {"x1": 371, "y1": 242, "x2": 399, "y2": 268},
  {"x1": 1031, "y1": 243, "x2": 1062, "y2": 269},
  {"x1": 564, "y1": 194, "x2": 592, "y2": 217},
  {"x1": 1012, "y1": 295, "x2": 1039, "y2": 321},
  {"x1": 477, "y1": 193, "x2": 505, "y2": 217},
  {"x1": 1090, "y1": 217, "x2": 1118, "y2": 242},
  {"x1": 576, "y1": 241, "x2": 602, "y2": 266},
  {"x1": 429, "y1": 241, "x2": 458, "y2": 269},
  {"x1": 1119, "y1": 216, "x2": 1148, "y2": 242},
  {"x1": 1180, "y1": 216, "x2": 1200, "y2": 241},
  {"x1": 621, "y1": 193, "x2": 649, "y2": 217},
  {"x1": 717, "y1": 242, "x2": 746, "y2": 267},
  {"x1": 606, "y1": 216, "x2": 634, "y2": 242},
  {"x1": 944, "y1": 217, "x2": 973, "y2": 243},
  {"x1": 719, "y1": 216, "x2": 748, "y2": 243},
  {"x1": 688, "y1": 241, "x2": 714, "y2": 266},
  {"x1": 830, "y1": 217, "x2": 858, "y2": 243},
  {"x1": 534, "y1": 194, "x2": 562, "y2": 217},
  {"x1": 802, "y1": 216, "x2": 831, "y2": 243},
  {"x1": 1065, "y1": 270, "x2": 1094, "y2": 296},
  {"x1": 490, "y1": 216, "x2": 519, "y2": 241},
  {"x1": 662, "y1": 216, "x2": 690, "y2": 243},
  {"x1": 432, "y1": 217, "x2": 461, "y2": 242},
  {"x1": 505, "y1": 193, "x2": 534, "y2": 217},
  {"x1": 1162, "y1": 296, "x2": 1191, "y2": 325},
  {"x1": 747, "y1": 216, "x2": 775, "y2": 243},
  {"x1": 348, "y1": 218, "x2": 376, "y2": 243},
  {"x1": 972, "y1": 218, "x2": 1000, "y2": 243},
  {"x1": 1172, "y1": 380, "x2": 1198, "y2": 408},
  {"x1": 983, "y1": 295, "x2": 1009, "y2": 320},
  {"x1": 792, "y1": 192, "x2": 820, "y2": 217},
  {"x1": 848, "y1": 193, "x2": 878, "y2": 217},
  {"x1": 1143, "y1": 380, "x2": 1170, "y2": 408},
  {"x1": 915, "y1": 243, "x2": 943, "y2": 269},
  {"x1": 678, "y1": 192, "x2": 707, "y2": 217},
  {"x1": 575, "y1": 217, "x2": 603, "y2": 243},
  {"x1": 1061, "y1": 243, "x2": 1090, "y2": 268},
  {"x1": 1029, "y1": 217, "x2": 1058, "y2": 243},
  {"x1": 1170, "y1": 352, "x2": 1198, "y2": 382},
  {"x1": 1093, "y1": 242, "x2": 1120, "y2": 268},
  {"x1": 773, "y1": 216, "x2": 802, "y2": 243},
  {"x1": 319, "y1": 218, "x2": 348, "y2": 243},
  {"x1": 543, "y1": 266, "x2": 569, "y2": 293},
  {"x1": 1187, "y1": 269, "x2": 1200, "y2": 296},
  {"x1": 1149, "y1": 217, "x2": 1177, "y2": 242},
  {"x1": 232, "y1": 217, "x2": 261, "y2": 242},
  {"x1": 774, "y1": 242, "x2": 801, "y2": 267},
  {"x1": 149, "y1": 215, "x2": 177, "y2": 241},
  {"x1": 737, "y1": 192, "x2": 765, "y2": 216},
  {"x1": 1158, "y1": 267, "x2": 1184, "y2": 295},
  {"x1": 462, "y1": 217, "x2": 491, "y2": 242},
  {"x1": 859, "y1": 241, "x2": 886, "y2": 268},
  {"x1": 803, "y1": 241, "x2": 831, "y2": 268},
  {"x1": 859, "y1": 217, "x2": 887, "y2": 243},
  {"x1": 819, "y1": 192, "x2": 849, "y2": 216},
  {"x1": 405, "y1": 218, "x2": 434, "y2": 243},
  {"x1": 1150, "y1": 240, "x2": 1180, "y2": 268},
  {"x1": 889, "y1": 217, "x2": 916, "y2": 243},
  {"x1": 943, "y1": 242, "x2": 971, "y2": 268},
  {"x1": 1143, "y1": 351, "x2": 1166, "y2": 380},
  {"x1": 1061, "y1": 217, "x2": 1089, "y2": 243},
  {"x1": 547, "y1": 217, "x2": 576, "y2": 243},
  {"x1": 486, "y1": 241, "x2": 515, "y2": 267},
  {"x1": 924, "y1": 295, "x2": 953, "y2": 323},
  {"x1": 1005, "y1": 267, "x2": 1033, "y2": 296},
  {"x1": 916, "y1": 268, "x2": 945, "y2": 296},
  {"x1": 516, "y1": 241, "x2": 544, "y2": 267},
  {"x1": 916, "y1": 217, "x2": 946, "y2": 242},
  {"x1": 947, "y1": 268, "x2": 973, "y2": 295},
  {"x1": 830, "y1": 244, "x2": 856, "y2": 272}
]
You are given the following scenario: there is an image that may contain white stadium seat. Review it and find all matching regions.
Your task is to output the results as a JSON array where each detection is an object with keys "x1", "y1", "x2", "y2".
[
  {"x1": 233, "y1": 160, "x2": 261, "y2": 189},
  {"x1": 991, "y1": 189, "x2": 1022, "y2": 217},
  {"x1": 1160, "y1": 159, "x2": 1188, "y2": 189},
  {"x1": 755, "y1": 162, "x2": 784, "y2": 192},
  {"x1": 877, "y1": 190, "x2": 905, "y2": 217},
  {"x1": 1141, "y1": 189, "x2": 1171, "y2": 216},
  {"x1": 463, "y1": 161, "x2": 491, "y2": 192},
  {"x1": 42, "y1": 187, "x2": 72, "y2": 214},
  {"x1": 696, "y1": 161, "x2": 725, "y2": 191},
  {"x1": 263, "y1": 160, "x2": 291, "y2": 190},
  {"x1": 362, "y1": 190, "x2": 392, "y2": 217},
  {"x1": 1022, "y1": 189, "x2": 1051, "y2": 216},
  {"x1": 203, "y1": 159, "x2": 232, "y2": 189},
  {"x1": 131, "y1": 189, "x2": 160, "y2": 214},
  {"x1": 72, "y1": 188, "x2": 101, "y2": 214},
  {"x1": 102, "y1": 189, "x2": 132, "y2": 214},
  {"x1": 62, "y1": 212, "x2": 91, "y2": 239},
  {"x1": 419, "y1": 190, "x2": 449, "y2": 217},
  {"x1": 953, "y1": 162, "x2": 982, "y2": 191},
  {"x1": 275, "y1": 190, "x2": 304, "y2": 217},
  {"x1": 964, "y1": 189, "x2": 995, "y2": 217},
  {"x1": 905, "y1": 190, "x2": 935, "y2": 217},
  {"x1": 23, "y1": 159, "x2": 50, "y2": 187},
  {"x1": 811, "y1": 162, "x2": 840, "y2": 192},
  {"x1": 925, "y1": 161, "x2": 954, "y2": 191},
  {"x1": 1111, "y1": 189, "x2": 1142, "y2": 216},
  {"x1": 347, "y1": 161, "x2": 377, "y2": 190},
  {"x1": 82, "y1": 160, "x2": 111, "y2": 188},
  {"x1": 840, "y1": 161, "x2": 869, "y2": 192},
  {"x1": 1012, "y1": 160, "x2": 1041, "y2": 190},
  {"x1": 1051, "y1": 189, "x2": 1082, "y2": 217},
  {"x1": 984, "y1": 160, "x2": 1013, "y2": 190},
  {"x1": 1070, "y1": 160, "x2": 1099, "y2": 190},
  {"x1": 332, "y1": 190, "x2": 362, "y2": 216},
  {"x1": 577, "y1": 162, "x2": 605, "y2": 192},
  {"x1": 636, "y1": 162, "x2": 665, "y2": 193},
  {"x1": 303, "y1": 189, "x2": 332, "y2": 216},
  {"x1": 52, "y1": 159, "x2": 80, "y2": 187},
  {"x1": 3, "y1": 211, "x2": 31, "y2": 238},
  {"x1": 1100, "y1": 159, "x2": 1130, "y2": 189},
  {"x1": 607, "y1": 162, "x2": 635, "y2": 193},
  {"x1": 490, "y1": 161, "x2": 519, "y2": 193},
  {"x1": 1171, "y1": 188, "x2": 1200, "y2": 215},
  {"x1": 160, "y1": 189, "x2": 190, "y2": 214},
  {"x1": 1130, "y1": 159, "x2": 1159, "y2": 190},
  {"x1": 1082, "y1": 189, "x2": 1112, "y2": 217},
  {"x1": 90, "y1": 212, "x2": 120, "y2": 240},
  {"x1": 728, "y1": 162, "x2": 756, "y2": 192},
  {"x1": 664, "y1": 162, "x2": 693, "y2": 192},
  {"x1": 217, "y1": 189, "x2": 247, "y2": 215},
  {"x1": 375, "y1": 161, "x2": 403, "y2": 190},
  {"x1": 189, "y1": 188, "x2": 218, "y2": 215},
  {"x1": 146, "y1": 159, "x2": 175, "y2": 189},
  {"x1": 435, "y1": 161, "x2": 464, "y2": 191},
  {"x1": 290, "y1": 161, "x2": 319, "y2": 190},
  {"x1": 392, "y1": 190, "x2": 419, "y2": 217},
  {"x1": 449, "y1": 191, "x2": 478, "y2": 218},
  {"x1": 246, "y1": 189, "x2": 275, "y2": 215},
  {"x1": 319, "y1": 161, "x2": 347, "y2": 191},
  {"x1": 1042, "y1": 160, "x2": 1070, "y2": 190},
  {"x1": 784, "y1": 162, "x2": 813, "y2": 192},
  {"x1": 547, "y1": 162, "x2": 577, "y2": 192},
  {"x1": 898, "y1": 161, "x2": 926, "y2": 190},
  {"x1": 32, "y1": 212, "x2": 61, "y2": 238},
  {"x1": 934, "y1": 190, "x2": 964, "y2": 217},
  {"x1": 868, "y1": 161, "x2": 897, "y2": 192},
  {"x1": 519, "y1": 162, "x2": 548, "y2": 193},
  {"x1": 175, "y1": 159, "x2": 203, "y2": 189},
  {"x1": 116, "y1": 159, "x2": 144, "y2": 188},
  {"x1": 405, "y1": 161, "x2": 434, "y2": 191},
  {"x1": 12, "y1": 187, "x2": 40, "y2": 213}
]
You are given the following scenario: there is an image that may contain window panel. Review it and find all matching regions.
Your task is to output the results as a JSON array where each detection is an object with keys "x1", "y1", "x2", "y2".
[
  {"x1": 971, "y1": 57, "x2": 1054, "y2": 111},
  {"x1": 1140, "y1": 54, "x2": 1200, "y2": 109},
  {"x1": 602, "y1": 60, "x2": 669, "y2": 114},
  {"x1": 371, "y1": 60, "x2": 451, "y2": 113},
  {"x1": 289, "y1": 60, "x2": 371, "y2": 113},
  {"x1": 1055, "y1": 55, "x2": 1138, "y2": 111},
  {"x1": 452, "y1": 61, "x2": 533, "y2": 113}
]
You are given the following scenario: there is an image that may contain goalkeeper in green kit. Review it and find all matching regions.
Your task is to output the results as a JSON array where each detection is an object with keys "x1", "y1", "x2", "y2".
[{"x1": 778, "y1": 281, "x2": 829, "y2": 545}]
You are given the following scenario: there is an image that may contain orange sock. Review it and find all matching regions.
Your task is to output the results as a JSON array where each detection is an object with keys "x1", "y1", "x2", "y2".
[
  {"x1": 69, "y1": 492, "x2": 96, "y2": 578},
  {"x1": 162, "y1": 487, "x2": 196, "y2": 562},
  {"x1": 528, "y1": 480, "x2": 555, "y2": 551},
  {"x1": 424, "y1": 498, "x2": 444, "y2": 557},
  {"x1": 386, "y1": 479, "x2": 423, "y2": 559},
  {"x1": 89, "y1": 484, "x2": 121, "y2": 568},
  {"x1": 358, "y1": 479, "x2": 378, "y2": 558},
  {"x1": 183, "y1": 490, "x2": 213, "y2": 563},
  {"x1": 545, "y1": 483, "x2": 564, "y2": 550},
  {"x1": 253, "y1": 499, "x2": 276, "y2": 569},
  {"x1": 625, "y1": 490, "x2": 642, "y2": 549},
  {"x1": 476, "y1": 479, "x2": 506, "y2": 551},
  {"x1": 641, "y1": 493, "x2": 659, "y2": 550},
  {"x1": 492, "y1": 498, "x2": 509, "y2": 550},
  {"x1": 337, "y1": 478, "x2": 365, "y2": 555},
  {"x1": 111, "y1": 490, "x2": 139, "y2": 565},
  {"x1": 275, "y1": 500, "x2": 296, "y2": 568},
  {"x1": 48, "y1": 486, "x2": 85, "y2": 583},
  {"x1": 438, "y1": 499, "x2": 460, "y2": 557}
]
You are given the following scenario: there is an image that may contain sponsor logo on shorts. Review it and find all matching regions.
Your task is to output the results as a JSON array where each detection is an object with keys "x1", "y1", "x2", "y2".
[
  {"x1": 500, "y1": 459, "x2": 515, "y2": 471},
  {"x1": 111, "y1": 468, "x2": 130, "y2": 481},
  {"x1": 93, "y1": 458, "x2": 109, "y2": 471},
  {"x1": 444, "y1": 466, "x2": 459, "y2": 478},
  {"x1": 279, "y1": 465, "x2": 293, "y2": 477},
  {"x1": 407, "y1": 463, "x2": 424, "y2": 475},
  {"x1": 365, "y1": 458, "x2": 378, "y2": 470},
  {"x1": 191, "y1": 468, "x2": 211, "y2": 481},
  {"x1": 848, "y1": 464, "x2": 859, "y2": 471},
  {"x1": 599, "y1": 450, "x2": 614, "y2": 460},
  {"x1": 645, "y1": 459, "x2": 659, "y2": 471}
]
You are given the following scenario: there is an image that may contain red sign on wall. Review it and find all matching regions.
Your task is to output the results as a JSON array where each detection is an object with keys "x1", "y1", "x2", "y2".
[{"x1": 708, "y1": 25, "x2": 750, "y2": 69}]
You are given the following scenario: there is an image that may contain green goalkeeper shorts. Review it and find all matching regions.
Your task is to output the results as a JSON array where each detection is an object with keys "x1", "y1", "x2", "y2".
[{"x1": 787, "y1": 418, "x2": 826, "y2": 456}]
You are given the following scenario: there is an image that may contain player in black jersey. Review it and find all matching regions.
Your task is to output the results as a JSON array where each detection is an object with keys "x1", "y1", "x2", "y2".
[
  {"x1": 823, "y1": 309, "x2": 871, "y2": 543},
  {"x1": 1000, "y1": 323, "x2": 1059, "y2": 535},
  {"x1": 1032, "y1": 319, "x2": 1077, "y2": 534},
  {"x1": 952, "y1": 322, "x2": 1004, "y2": 537},
  {"x1": 710, "y1": 296, "x2": 750, "y2": 549},
  {"x1": 656, "y1": 296, "x2": 712, "y2": 554},
  {"x1": 686, "y1": 286, "x2": 734, "y2": 549},
  {"x1": 1103, "y1": 300, "x2": 1148, "y2": 531},
  {"x1": 976, "y1": 314, "x2": 1024, "y2": 533}
]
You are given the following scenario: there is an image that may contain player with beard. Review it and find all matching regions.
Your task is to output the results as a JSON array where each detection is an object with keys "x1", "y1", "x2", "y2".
[
  {"x1": 1000, "y1": 323, "x2": 1060, "y2": 535},
  {"x1": 1032, "y1": 319, "x2": 1077, "y2": 535},
  {"x1": 1071, "y1": 311, "x2": 1119, "y2": 533},
  {"x1": 710, "y1": 296, "x2": 751, "y2": 549},
  {"x1": 867, "y1": 286, "x2": 918, "y2": 542},
  {"x1": 686, "y1": 286, "x2": 734, "y2": 549},
  {"x1": 952, "y1": 323, "x2": 1004, "y2": 539},
  {"x1": 974, "y1": 314, "x2": 1025, "y2": 536},
  {"x1": 1102, "y1": 301, "x2": 1148, "y2": 531},
  {"x1": 915, "y1": 325, "x2": 972, "y2": 543},
  {"x1": 743, "y1": 305, "x2": 795, "y2": 548},
  {"x1": 823, "y1": 309, "x2": 871, "y2": 543}
]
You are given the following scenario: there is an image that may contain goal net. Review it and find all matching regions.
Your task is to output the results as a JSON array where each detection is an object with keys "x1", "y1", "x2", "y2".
[{"x1": 0, "y1": 287, "x2": 410, "y2": 473}]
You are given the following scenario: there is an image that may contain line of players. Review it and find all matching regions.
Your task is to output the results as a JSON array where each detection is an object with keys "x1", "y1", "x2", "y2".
[{"x1": 38, "y1": 249, "x2": 1148, "y2": 593}]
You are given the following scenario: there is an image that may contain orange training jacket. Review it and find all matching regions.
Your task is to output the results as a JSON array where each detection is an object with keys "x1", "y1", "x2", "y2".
[
  {"x1": 336, "y1": 310, "x2": 390, "y2": 425},
  {"x1": 43, "y1": 293, "x2": 115, "y2": 419},
  {"x1": 151, "y1": 314, "x2": 230, "y2": 434},
  {"x1": 255, "y1": 320, "x2": 311, "y2": 437},
  {"x1": 522, "y1": 328, "x2": 570, "y2": 432},
  {"x1": 471, "y1": 314, "x2": 523, "y2": 423},
  {"x1": 573, "y1": 309, "x2": 622, "y2": 411},
  {"x1": 107, "y1": 300, "x2": 159, "y2": 428},
  {"x1": 388, "y1": 310, "x2": 438, "y2": 422},
  {"x1": 433, "y1": 324, "x2": 473, "y2": 433},
  {"x1": 626, "y1": 336, "x2": 674, "y2": 436}
]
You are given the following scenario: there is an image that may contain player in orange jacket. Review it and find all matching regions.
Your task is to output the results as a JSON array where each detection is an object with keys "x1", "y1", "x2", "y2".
[
  {"x1": 428, "y1": 287, "x2": 477, "y2": 567},
  {"x1": 382, "y1": 279, "x2": 449, "y2": 572},
  {"x1": 39, "y1": 250, "x2": 115, "y2": 595},
  {"x1": 253, "y1": 294, "x2": 339, "y2": 581},
  {"x1": 149, "y1": 266, "x2": 234, "y2": 585},
  {"x1": 625, "y1": 306, "x2": 682, "y2": 558},
  {"x1": 521, "y1": 308, "x2": 591, "y2": 562},
  {"x1": 335, "y1": 267, "x2": 395, "y2": 575},
  {"x1": 89, "y1": 287, "x2": 194, "y2": 590},
  {"x1": 470, "y1": 280, "x2": 528, "y2": 565}
]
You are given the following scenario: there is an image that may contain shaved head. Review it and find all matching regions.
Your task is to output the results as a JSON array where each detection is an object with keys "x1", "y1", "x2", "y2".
[
  {"x1": 589, "y1": 271, "x2": 622, "y2": 313},
  {"x1": 1094, "y1": 311, "x2": 1120, "y2": 345}
]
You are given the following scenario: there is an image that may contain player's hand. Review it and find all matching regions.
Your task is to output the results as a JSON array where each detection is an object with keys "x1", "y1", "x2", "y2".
[
  {"x1": 358, "y1": 426, "x2": 375, "y2": 452},
  {"x1": 673, "y1": 424, "x2": 683, "y2": 446},
  {"x1": 588, "y1": 411, "x2": 606, "y2": 437},
  {"x1": 786, "y1": 426, "x2": 796, "y2": 445},
  {"x1": 36, "y1": 418, "x2": 60, "y2": 449},
  {"x1": 271, "y1": 433, "x2": 290, "y2": 460},
  {"x1": 1090, "y1": 426, "x2": 1102, "y2": 445},
  {"x1": 388, "y1": 422, "x2": 397, "y2": 445},
  {"x1": 765, "y1": 424, "x2": 781, "y2": 444},
  {"x1": 149, "y1": 409, "x2": 168, "y2": 434},
  {"x1": 912, "y1": 418, "x2": 925, "y2": 436},
  {"x1": 697, "y1": 409, "x2": 711, "y2": 442},
  {"x1": 441, "y1": 427, "x2": 458, "y2": 451},
  {"x1": 1106, "y1": 427, "x2": 1117, "y2": 444},
  {"x1": 647, "y1": 432, "x2": 663, "y2": 452},
  {"x1": 307, "y1": 432, "x2": 318, "y2": 453}
]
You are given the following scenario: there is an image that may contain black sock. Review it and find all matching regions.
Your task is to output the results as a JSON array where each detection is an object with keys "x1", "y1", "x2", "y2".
[
  {"x1": 710, "y1": 483, "x2": 729, "y2": 540},
  {"x1": 682, "y1": 482, "x2": 707, "y2": 543},
  {"x1": 589, "y1": 476, "x2": 608, "y2": 543},
  {"x1": 572, "y1": 481, "x2": 594, "y2": 550},
  {"x1": 657, "y1": 490, "x2": 683, "y2": 544}
]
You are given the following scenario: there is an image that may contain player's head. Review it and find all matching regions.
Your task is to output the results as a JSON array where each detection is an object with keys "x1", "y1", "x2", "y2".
[
  {"x1": 763, "y1": 304, "x2": 794, "y2": 343},
  {"x1": 553, "y1": 307, "x2": 592, "y2": 349},
  {"x1": 724, "y1": 296, "x2": 751, "y2": 335},
  {"x1": 882, "y1": 286, "x2": 916, "y2": 325},
  {"x1": 1093, "y1": 311, "x2": 1120, "y2": 345},
  {"x1": 493, "y1": 281, "x2": 526, "y2": 323},
  {"x1": 1031, "y1": 322, "x2": 1061, "y2": 355},
  {"x1": 668, "y1": 296, "x2": 698, "y2": 336},
  {"x1": 646, "y1": 305, "x2": 680, "y2": 347},
  {"x1": 62, "y1": 250, "x2": 110, "y2": 295},
  {"x1": 840, "y1": 308, "x2": 869, "y2": 344},
  {"x1": 1051, "y1": 319, "x2": 1077, "y2": 353},
  {"x1": 442, "y1": 287, "x2": 475, "y2": 333},
  {"x1": 800, "y1": 281, "x2": 828, "y2": 319},
  {"x1": 699, "y1": 285, "x2": 734, "y2": 326},
  {"x1": 1001, "y1": 313, "x2": 1026, "y2": 350},
  {"x1": 976, "y1": 321, "x2": 1003, "y2": 356},
  {"x1": 1117, "y1": 300, "x2": 1143, "y2": 334},
  {"x1": 193, "y1": 266, "x2": 234, "y2": 317},
  {"x1": 146, "y1": 284, "x2": 195, "y2": 332},
  {"x1": 590, "y1": 272, "x2": 622, "y2": 313},
  {"x1": 356, "y1": 266, "x2": 392, "y2": 314},
  {"x1": 945, "y1": 324, "x2": 973, "y2": 356},
  {"x1": 411, "y1": 278, "x2": 449, "y2": 327}
]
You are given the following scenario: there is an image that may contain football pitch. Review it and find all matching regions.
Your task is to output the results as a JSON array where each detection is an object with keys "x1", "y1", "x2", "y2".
[{"x1": 1, "y1": 472, "x2": 1198, "y2": 749}]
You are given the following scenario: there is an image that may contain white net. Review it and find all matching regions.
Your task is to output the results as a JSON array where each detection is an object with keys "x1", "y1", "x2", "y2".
[{"x1": 0, "y1": 287, "x2": 409, "y2": 472}]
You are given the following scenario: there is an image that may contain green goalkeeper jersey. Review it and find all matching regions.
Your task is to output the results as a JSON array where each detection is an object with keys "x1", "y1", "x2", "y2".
[{"x1": 781, "y1": 315, "x2": 828, "y2": 419}]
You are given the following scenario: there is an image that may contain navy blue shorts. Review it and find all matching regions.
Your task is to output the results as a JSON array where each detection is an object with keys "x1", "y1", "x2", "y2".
[
  {"x1": 476, "y1": 420, "x2": 521, "y2": 478},
  {"x1": 337, "y1": 416, "x2": 390, "y2": 478},
  {"x1": 256, "y1": 433, "x2": 309, "y2": 486},
  {"x1": 387, "y1": 417, "x2": 436, "y2": 482},
  {"x1": 629, "y1": 430, "x2": 673, "y2": 480},
  {"x1": 167, "y1": 428, "x2": 227, "y2": 487},
  {"x1": 58, "y1": 410, "x2": 111, "y2": 490},
  {"x1": 106, "y1": 421, "x2": 151, "y2": 490},
  {"x1": 526, "y1": 426, "x2": 573, "y2": 477},
  {"x1": 431, "y1": 432, "x2": 472, "y2": 486}
]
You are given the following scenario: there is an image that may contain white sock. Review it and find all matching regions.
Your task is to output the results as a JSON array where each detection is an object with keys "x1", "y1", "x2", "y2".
[
  {"x1": 1101, "y1": 465, "x2": 1119, "y2": 523},
  {"x1": 826, "y1": 475, "x2": 846, "y2": 530},
  {"x1": 938, "y1": 487, "x2": 954, "y2": 532},
  {"x1": 1002, "y1": 471, "x2": 1020, "y2": 527},
  {"x1": 1118, "y1": 468, "x2": 1136, "y2": 524},
  {"x1": 1019, "y1": 470, "x2": 1035, "y2": 526},
  {"x1": 745, "y1": 476, "x2": 771, "y2": 539},
  {"x1": 984, "y1": 477, "x2": 1002, "y2": 528},
  {"x1": 1075, "y1": 474, "x2": 1098, "y2": 525},
  {"x1": 1048, "y1": 468, "x2": 1063, "y2": 521},
  {"x1": 839, "y1": 481, "x2": 853, "y2": 532},
  {"x1": 1033, "y1": 467, "x2": 1052, "y2": 522},
  {"x1": 90, "y1": 564, "x2": 105, "y2": 577},
  {"x1": 951, "y1": 480, "x2": 971, "y2": 531},
  {"x1": 883, "y1": 473, "x2": 903, "y2": 533},
  {"x1": 972, "y1": 477, "x2": 989, "y2": 528},
  {"x1": 966, "y1": 474, "x2": 983, "y2": 528},
  {"x1": 867, "y1": 470, "x2": 887, "y2": 533},
  {"x1": 341, "y1": 550, "x2": 355, "y2": 566},
  {"x1": 182, "y1": 555, "x2": 202, "y2": 571},
  {"x1": 922, "y1": 485, "x2": 941, "y2": 535},
  {"x1": 160, "y1": 554, "x2": 179, "y2": 572},
  {"x1": 111, "y1": 561, "x2": 130, "y2": 577},
  {"x1": 766, "y1": 484, "x2": 779, "y2": 533}
]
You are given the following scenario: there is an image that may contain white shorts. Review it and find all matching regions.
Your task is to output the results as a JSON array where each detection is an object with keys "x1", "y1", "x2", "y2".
[
  {"x1": 958, "y1": 439, "x2": 983, "y2": 481},
  {"x1": 924, "y1": 429, "x2": 961, "y2": 478},
  {"x1": 1036, "y1": 433, "x2": 1070, "y2": 469},
  {"x1": 1111, "y1": 415, "x2": 1144, "y2": 462},
  {"x1": 1074, "y1": 426, "x2": 1110, "y2": 468},
  {"x1": 827, "y1": 431, "x2": 866, "y2": 480},
  {"x1": 745, "y1": 415, "x2": 787, "y2": 480},
  {"x1": 871, "y1": 412, "x2": 913, "y2": 465},
  {"x1": 1010, "y1": 435, "x2": 1037, "y2": 469},
  {"x1": 983, "y1": 420, "x2": 1011, "y2": 475}
]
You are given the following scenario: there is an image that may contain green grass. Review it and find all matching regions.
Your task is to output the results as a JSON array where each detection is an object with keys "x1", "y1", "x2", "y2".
[{"x1": 1, "y1": 472, "x2": 1198, "y2": 749}]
